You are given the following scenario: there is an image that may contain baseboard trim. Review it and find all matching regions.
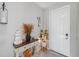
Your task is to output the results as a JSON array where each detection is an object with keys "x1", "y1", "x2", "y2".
[{"x1": 48, "y1": 49, "x2": 68, "y2": 57}]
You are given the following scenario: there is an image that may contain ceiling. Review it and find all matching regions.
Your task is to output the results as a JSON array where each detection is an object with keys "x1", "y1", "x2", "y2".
[
  {"x1": 34, "y1": 2, "x2": 70, "y2": 9},
  {"x1": 35, "y1": 2, "x2": 57, "y2": 9}
]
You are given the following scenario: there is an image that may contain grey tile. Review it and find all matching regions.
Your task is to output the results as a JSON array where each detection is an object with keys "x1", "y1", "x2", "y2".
[{"x1": 33, "y1": 50, "x2": 65, "y2": 57}]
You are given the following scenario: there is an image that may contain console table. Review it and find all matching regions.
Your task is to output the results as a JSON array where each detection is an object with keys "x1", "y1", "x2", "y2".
[{"x1": 13, "y1": 39, "x2": 40, "y2": 57}]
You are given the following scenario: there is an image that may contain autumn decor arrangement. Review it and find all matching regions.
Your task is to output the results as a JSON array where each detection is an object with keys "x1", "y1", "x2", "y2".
[
  {"x1": 23, "y1": 24, "x2": 33, "y2": 42},
  {"x1": 40, "y1": 29, "x2": 48, "y2": 40}
]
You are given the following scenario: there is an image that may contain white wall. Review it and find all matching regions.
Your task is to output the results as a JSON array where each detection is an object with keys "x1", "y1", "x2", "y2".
[
  {"x1": 70, "y1": 3, "x2": 77, "y2": 57},
  {"x1": 44, "y1": 2, "x2": 78, "y2": 57},
  {"x1": 43, "y1": 10, "x2": 49, "y2": 30},
  {"x1": 76, "y1": 2, "x2": 79, "y2": 57},
  {"x1": 0, "y1": 2, "x2": 43, "y2": 57}
]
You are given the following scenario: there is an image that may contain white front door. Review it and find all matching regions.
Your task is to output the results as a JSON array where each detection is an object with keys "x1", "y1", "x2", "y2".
[{"x1": 49, "y1": 5, "x2": 70, "y2": 56}]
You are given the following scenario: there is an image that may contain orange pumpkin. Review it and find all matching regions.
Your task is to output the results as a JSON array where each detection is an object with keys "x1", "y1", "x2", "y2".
[{"x1": 23, "y1": 49, "x2": 32, "y2": 57}]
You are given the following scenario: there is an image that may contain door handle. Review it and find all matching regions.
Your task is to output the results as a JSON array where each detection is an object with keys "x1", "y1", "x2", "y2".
[{"x1": 65, "y1": 33, "x2": 68, "y2": 40}]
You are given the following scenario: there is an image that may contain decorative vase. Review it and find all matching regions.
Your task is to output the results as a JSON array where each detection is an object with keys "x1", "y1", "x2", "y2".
[{"x1": 26, "y1": 33, "x2": 31, "y2": 42}]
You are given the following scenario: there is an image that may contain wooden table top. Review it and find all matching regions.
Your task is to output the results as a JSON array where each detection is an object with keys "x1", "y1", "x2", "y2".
[{"x1": 13, "y1": 39, "x2": 38, "y2": 48}]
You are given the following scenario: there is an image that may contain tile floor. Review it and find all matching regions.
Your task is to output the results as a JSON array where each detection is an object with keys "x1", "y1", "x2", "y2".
[{"x1": 33, "y1": 50, "x2": 65, "y2": 57}]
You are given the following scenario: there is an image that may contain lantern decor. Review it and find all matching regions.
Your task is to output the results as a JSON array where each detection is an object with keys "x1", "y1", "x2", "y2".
[{"x1": 0, "y1": 2, "x2": 8, "y2": 24}]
